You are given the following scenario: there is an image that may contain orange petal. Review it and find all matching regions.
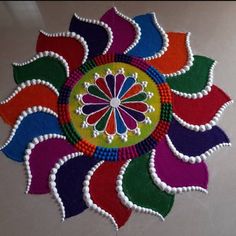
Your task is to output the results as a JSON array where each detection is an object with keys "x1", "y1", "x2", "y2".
[
  {"x1": 147, "y1": 32, "x2": 193, "y2": 76},
  {"x1": 106, "y1": 109, "x2": 116, "y2": 135},
  {"x1": 121, "y1": 84, "x2": 142, "y2": 100},
  {"x1": 0, "y1": 82, "x2": 58, "y2": 126}
]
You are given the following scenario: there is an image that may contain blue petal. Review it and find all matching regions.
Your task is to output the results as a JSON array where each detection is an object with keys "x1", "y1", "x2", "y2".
[
  {"x1": 1, "y1": 112, "x2": 62, "y2": 162},
  {"x1": 115, "y1": 109, "x2": 127, "y2": 134},
  {"x1": 55, "y1": 155, "x2": 99, "y2": 219},
  {"x1": 168, "y1": 120, "x2": 230, "y2": 156},
  {"x1": 128, "y1": 13, "x2": 164, "y2": 58},
  {"x1": 118, "y1": 76, "x2": 135, "y2": 99},
  {"x1": 69, "y1": 14, "x2": 110, "y2": 58}
]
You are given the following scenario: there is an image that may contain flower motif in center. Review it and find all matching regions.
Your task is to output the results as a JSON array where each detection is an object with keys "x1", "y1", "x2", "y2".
[{"x1": 78, "y1": 69, "x2": 153, "y2": 143}]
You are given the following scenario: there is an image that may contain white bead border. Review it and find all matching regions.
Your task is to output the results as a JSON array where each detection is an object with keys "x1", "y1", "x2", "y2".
[
  {"x1": 171, "y1": 60, "x2": 216, "y2": 98},
  {"x1": 112, "y1": 7, "x2": 141, "y2": 54},
  {"x1": 73, "y1": 13, "x2": 113, "y2": 55},
  {"x1": 0, "y1": 79, "x2": 59, "y2": 104},
  {"x1": 166, "y1": 135, "x2": 231, "y2": 164},
  {"x1": 49, "y1": 151, "x2": 84, "y2": 221},
  {"x1": 163, "y1": 32, "x2": 194, "y2": 77},
  {"x1": 173, "y1": 100, "x2": 234, "y2": 132},
  {"x1": 24, "y1": 134, "x2": 67, "y2": 194},
  {"x1": 39, "y1": 30, "x2": 89, "y2": 64},
  {"x1": 0, "y1": 106, "x2": 58, "y2": 151},
  {"x1": 116, "y1": 160, "x2": 165, "y2": 221},
  {"x1": 0, "y1": 79, "x2": 59, "y2": 105},
  {"x1": 82, "y1": 161, "x2": 119, "y2": 231},
  {"x1": 12, "y1": 51, "x2": 70, "y2": 77},
  {"x1": 142, "y1": 12, "x2": 169, "y2": 60},
  {"x1": 149, "y1": 149, "x2": 208, "y2": 194}
]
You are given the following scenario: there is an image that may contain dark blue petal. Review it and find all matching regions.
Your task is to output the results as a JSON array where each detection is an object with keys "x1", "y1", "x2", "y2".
[
  {"x1": 120, "y1": 106, "x2": 145, "y2": 122},
  {"x1": 82, "y1": 104, "x2": 108, "y2": 115},
  {"x1": 69, "y1": 14, "x2": 110, "y2": 58},
  {"x1": 55, "y1": 155, "x2": 99, "y2": 219},
  {"x1": 168, "y1": 120, "x2": 230, "y2": 156},
  {"x1": 105, "y1": 74, "x2": 115, "y2": 97}
]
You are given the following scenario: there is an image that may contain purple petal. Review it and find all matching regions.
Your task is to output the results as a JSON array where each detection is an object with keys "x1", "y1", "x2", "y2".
[
  {"x1": 82, "y1": 94, "x2": 109, "y2": 104},
  {"x1": 120, "y1": 105, "x2": 145, "y2": 122},
  {"x1": 115, "y1": 73, "x2": 125, "y2": 96}
]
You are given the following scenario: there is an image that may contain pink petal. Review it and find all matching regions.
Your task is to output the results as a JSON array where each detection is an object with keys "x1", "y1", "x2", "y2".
[
  {"x1": 150, "y1": 138, "x2": 208, "y2": 194},
  {"x1": 25, "y1": 136, "x2": 77, "y2": 194},
  {"x1": 82, "y1": 94, "x2": 109, "y2": 104},
  {"x1": 118, "y1": 107, "x2": 137, "y2": 130},
  {"x1": 100, "y1": 7, "x2": 139, "y2": 53}
]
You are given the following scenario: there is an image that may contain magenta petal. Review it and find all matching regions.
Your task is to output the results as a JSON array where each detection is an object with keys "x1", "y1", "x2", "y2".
[
  {"x1": 100, "y1": 7, "x2": 138, "y2": 53},
  {"x1": 82, "y1": 94, "x2": 109, "y2": 104},
  {"x1": 151, "y1": 138, "x2": 208, "y2": 193},
  {"x1": 26, "y1": 136, "x2": 77, "y2": 194},
  {"x1": 115, "y1": 73, "x2": 125, "y2": 96},
  {"x1": 118, "y1": 107, "x2": 137, "y2": 130}
]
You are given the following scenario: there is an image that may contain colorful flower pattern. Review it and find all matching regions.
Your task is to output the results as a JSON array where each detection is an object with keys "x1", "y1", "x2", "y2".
[
  {"x1": 0, "y1": 7, "x2": 233, "y2": 231},
  {"x1": 79, "y1": 70, "x2": 152, "y2": 141}
]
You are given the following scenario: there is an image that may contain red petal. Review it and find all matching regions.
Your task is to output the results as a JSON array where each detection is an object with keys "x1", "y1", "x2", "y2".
[
  {"x1": 95, "y1": 78, "x2": 112, "y2": 98},
  {"x1": 0, "y1": 83, "x2": 58, "y2": 126},
  {"x1": 95, "y1": 77, "x2": 112, "y2": 98},
  {"x1": 172, "y1": 85, "x2": 231, "y2": 125},
  {"x1": 87, "y1": 106, "x2": 109, "y2": 125},
  {"x1": 147, "y1": 32, "x2": 192, "y2": 75},
  {"x1": 36, "y1": 31, "x2": 87, "y2": 72},
  {"x1": 122, "y1": 102, "x2": 148, "y2": 113},
  {"x1": 89, "y1": 161, "x2": 132, "y2": 228}
]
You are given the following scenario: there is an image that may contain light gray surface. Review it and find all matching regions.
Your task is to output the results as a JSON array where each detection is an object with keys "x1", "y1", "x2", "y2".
[{"x1": 0, "y1": 1, "x2": 235, "y2": 236}]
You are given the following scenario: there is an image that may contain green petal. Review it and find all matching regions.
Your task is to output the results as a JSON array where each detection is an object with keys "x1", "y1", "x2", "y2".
[
  {"x1": 122, "y1": 153, "x2": 174, "y2": 217},
  {"x1": 88, "y1": 85, "x2": 109, "y2": 101},
  {"x1": 95, "y1": 108, "x2": 112, "y2": 131},
  {"x1": 167, "y1": 55, "x2": 215, "y2": 93},
  {"x1": 13, "y1": 56, "x2": 67, "y2": 90}
]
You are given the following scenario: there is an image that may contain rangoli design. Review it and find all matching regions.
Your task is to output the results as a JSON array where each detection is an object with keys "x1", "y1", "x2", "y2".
[{"x1": 0, "y1": 7, "x2": 233, "y2": 230}]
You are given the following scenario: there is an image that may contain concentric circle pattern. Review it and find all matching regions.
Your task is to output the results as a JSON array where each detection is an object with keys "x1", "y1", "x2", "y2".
[
  {"x1": 58, "y1": 54, "x2": 172, "y2": 160},
  {"x1": 0, "y1": 7, "x2": 232, "y2": 231}
]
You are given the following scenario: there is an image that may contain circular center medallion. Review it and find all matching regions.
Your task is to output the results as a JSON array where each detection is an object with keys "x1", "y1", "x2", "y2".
[
  {"x1": 58, "y1": 54, "x2": 172, "y2": 161},
  {"x1": 110, "y1": 97, "x2": 121, "y2": 108}
]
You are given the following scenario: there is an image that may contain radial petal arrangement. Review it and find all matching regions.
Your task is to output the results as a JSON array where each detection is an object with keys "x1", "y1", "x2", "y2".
[{"x1": 0, "y1": 7, "x2": 233, "y2": 231}]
